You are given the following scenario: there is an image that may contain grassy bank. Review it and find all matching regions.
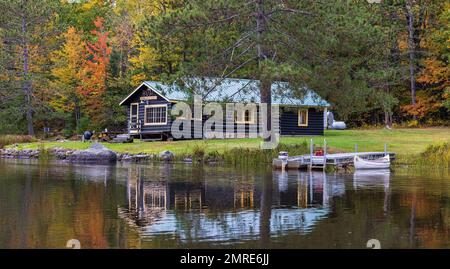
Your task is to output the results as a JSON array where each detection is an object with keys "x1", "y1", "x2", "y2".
[
  {"x1": 5, "y1": 128, "x2": 450, "y2": 164},
  {"x1": 401, "y1": 142, "x2": 450, "y2": 168},
  {"x1": 0, "y1": 135, "x2": 36, "y2": 149}
]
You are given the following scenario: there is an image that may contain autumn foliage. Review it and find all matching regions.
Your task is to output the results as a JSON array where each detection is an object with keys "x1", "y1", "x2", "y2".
[
  {"x1": 401, "y1": 94, "x2": 442, "y2": 120},
  {"x1": 1, "y1": 0, "x2": 448, "y2": 136},
  {"x1": 50, "y1": 17, "x2": 111, "y2": 129},
  {"x1": 80, "y1": 17, "x2": 111, "y2": 125}
]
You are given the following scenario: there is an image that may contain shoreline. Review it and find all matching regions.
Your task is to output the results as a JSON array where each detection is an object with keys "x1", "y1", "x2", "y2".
[
  {"x1": 1, "y1": 146, "x2": 448, "y2": 170},
  {"x1": 0, "y1": 147, "x2": 209, "y2": 164}
]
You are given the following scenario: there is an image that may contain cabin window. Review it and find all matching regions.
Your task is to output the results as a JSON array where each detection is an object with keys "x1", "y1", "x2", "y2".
[
  {"x1": 235, "y1": 109, "x2": 256, "y2": 124},
  {"x1": 144, "y1": 104, "x2": 167, "y2": 125},
  {"x1": 298, "y1": 109, "x2": 308, "y2": 127}
]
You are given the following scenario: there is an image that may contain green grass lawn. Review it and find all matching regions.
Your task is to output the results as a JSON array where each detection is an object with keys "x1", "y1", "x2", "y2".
[
  {"x1": 9, "y1": 128, "x2": 450, "y2": 156},
  {"x1": 285, "y1": 128, "x2": 450, "y2": 155}
]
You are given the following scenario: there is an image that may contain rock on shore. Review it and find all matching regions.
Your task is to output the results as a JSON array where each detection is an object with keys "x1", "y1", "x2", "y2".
[
  {"x1": 66, "y1": 143, "x2": 117, "y2": 163},
  {"x1": 159, "y1": 150, "x2": 174, "y2": 161}
]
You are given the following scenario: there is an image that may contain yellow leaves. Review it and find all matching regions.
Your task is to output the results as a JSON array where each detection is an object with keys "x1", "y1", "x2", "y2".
[
  {"x1": 113, "y1": 0, "x2": 161, "y2": 25},
  {"x1": 49, "y1": 26, "x2": 87, "y2": 114},
  {"x1": 130, "y1": 46, "x2": 153, "y2": 66},
  {"x1": 81, "y1": 0, "x2": 105, "y2": 12},
  {"x1": 113, "y1": 0, "x2": 184, "y2": 83},
  {"x1": 129, "y1": 46, "x2": 156, "y2": 83},
  {"x1": 51, "y1": 27, "x2": 86, "y2": 82},
  {"x1": 130, "y1": 74, "x2": 146, "y2": 86}
]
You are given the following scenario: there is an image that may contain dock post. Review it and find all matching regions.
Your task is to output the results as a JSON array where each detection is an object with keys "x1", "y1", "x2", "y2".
[
  {"x1": 355, "y1": 143, "x2": 358, "y2": 153},
  {"x1": 384, "y1": 143, "x2": 387, "y2": 156},
  {"x1": 309, "y1": 139, "x2": 313, "y2": 170},
  {"x1": 323, "y1": 139, "x2": 327, "y2": 171}
]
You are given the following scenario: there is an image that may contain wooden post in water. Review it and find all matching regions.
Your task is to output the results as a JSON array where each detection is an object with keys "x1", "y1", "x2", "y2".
[
  {"x1": 355, "y1": 143, "x2": 358, "y2": 153},
  {"x1": 309, "y1": 139, "x2": 313, "y2": 170},
  {"x1": 323, "y1": 139, "x2": 327, "y2": 171},
  {"x1": 384, "y1": 143, "x2": 387, "y2": 156}
]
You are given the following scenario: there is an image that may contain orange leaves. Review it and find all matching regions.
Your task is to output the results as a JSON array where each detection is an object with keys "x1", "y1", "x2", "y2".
[
  {"x1": 418, "y1": 58, "x2": 449, "y2": 86},
  {"x1": 80, "y1": 17, "x2": 111, "y2": 124},
  {"x1": 401, "y1": 93, "x2": 442, "y2": 119},
  {"x1": 87, "y1": 17, "x2": 111, "y2": 69},
  {"x1": 93, "y1": 16, "x2": 104, "y2": 29},
  {"x1": 50, "y1": 17, "x2": 111, "y2": 125}
]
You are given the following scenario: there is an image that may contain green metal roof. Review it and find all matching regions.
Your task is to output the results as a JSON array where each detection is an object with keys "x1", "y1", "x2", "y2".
[{"x1": 121, "y1": 77, "x2": 330, "y2": 107}]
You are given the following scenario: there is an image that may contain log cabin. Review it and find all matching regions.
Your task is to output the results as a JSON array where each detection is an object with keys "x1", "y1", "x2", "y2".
[{"x1": 119, "y1": 77, "x2": 330, "y2": 140}]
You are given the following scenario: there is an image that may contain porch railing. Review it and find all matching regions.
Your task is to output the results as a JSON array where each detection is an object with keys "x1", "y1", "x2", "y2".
[{"x1": 128, "y1": 119, "x2": 142, "y2": 134}]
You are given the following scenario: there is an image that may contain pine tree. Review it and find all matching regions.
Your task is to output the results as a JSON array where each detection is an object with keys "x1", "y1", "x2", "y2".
[{"x1": 0, "y1": 0, "x2": 59, "y2": 135}]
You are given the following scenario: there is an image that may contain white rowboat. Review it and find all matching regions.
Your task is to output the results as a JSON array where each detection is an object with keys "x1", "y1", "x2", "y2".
[
  {"x1": 278, "y1": 151, "x2": 289, "y2": 170},
  {"x1": 354, "y1": 155, "x2": 390, "y2": 170}
]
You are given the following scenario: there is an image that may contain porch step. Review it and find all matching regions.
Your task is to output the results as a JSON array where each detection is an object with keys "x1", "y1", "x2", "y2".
[
  {"x1": 110, "y1": 134, "x2": 133, "y2": 143},
  {"x1": 141, "y1": 137, "x2": 163, "y2": 142}
]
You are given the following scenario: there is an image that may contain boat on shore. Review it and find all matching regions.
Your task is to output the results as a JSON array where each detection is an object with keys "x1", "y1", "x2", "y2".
[{"x1": 354, "y1": 155, "x2": 390, "y2": 170}]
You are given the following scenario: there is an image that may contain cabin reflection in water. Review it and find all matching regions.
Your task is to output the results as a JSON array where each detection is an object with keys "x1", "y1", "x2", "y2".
[
  {"x1": 234, "y1": 181, "x2": 255, "y2": 209},
  {"x1": 116, "y1": 168, "x2": 389, "y2": 243},
  {"x1": 121, "y1": 169, "x2": 169, "y2": 227}
]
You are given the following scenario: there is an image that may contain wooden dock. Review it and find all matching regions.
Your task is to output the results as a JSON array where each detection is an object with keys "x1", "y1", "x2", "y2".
[{"x1": 273, "y1": 152, "x2": 396, "y2": 170}]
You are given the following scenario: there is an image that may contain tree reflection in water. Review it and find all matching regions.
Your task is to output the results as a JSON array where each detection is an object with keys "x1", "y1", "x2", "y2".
[{"x1": 1, "y1": 160, "x2": 450, "y2": 248}]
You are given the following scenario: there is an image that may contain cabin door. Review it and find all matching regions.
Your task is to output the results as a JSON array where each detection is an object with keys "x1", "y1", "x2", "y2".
[{"x1": 130, "y1": 103, "x2": 139, "y2": 133}]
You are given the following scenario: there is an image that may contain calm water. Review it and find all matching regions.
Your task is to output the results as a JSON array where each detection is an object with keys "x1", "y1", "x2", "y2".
[{"x1": 0, "y1": 159, "x2": 449, "y2": 249}]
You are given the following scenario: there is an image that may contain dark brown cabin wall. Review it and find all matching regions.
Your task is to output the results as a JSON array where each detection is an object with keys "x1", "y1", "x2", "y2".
[
  {"x1": 173, "y1": 107, "x2": 324, "y2": 139},
  {"x1": 280, "y1": 108, "x2": 324, "y2": 136}
]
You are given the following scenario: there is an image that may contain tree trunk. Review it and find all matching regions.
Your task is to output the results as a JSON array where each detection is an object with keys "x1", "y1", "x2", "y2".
[
  {"x1": 120, "y1": 49, "x2": 128, "y2": 78},
  {"x1": 21, "y1": 0, "x2": 34, "y2": 136},
  {"x1": 256, "y1": 0, "x2": 272, "y2": 141},
  {"x1": 74, "y1": 98, "x2": 81, "y2": 133},
  {"x1": 384, "y1": 111, "x2": 393, "y2": 128},
  {"x1": 406, "y1": 1, "x2": 417, "y2": 119}
]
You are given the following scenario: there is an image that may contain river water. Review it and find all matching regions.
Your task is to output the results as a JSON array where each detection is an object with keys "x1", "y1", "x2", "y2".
[{"x1": 0, "y1": 159, "x2": 449, "y2": 249}]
